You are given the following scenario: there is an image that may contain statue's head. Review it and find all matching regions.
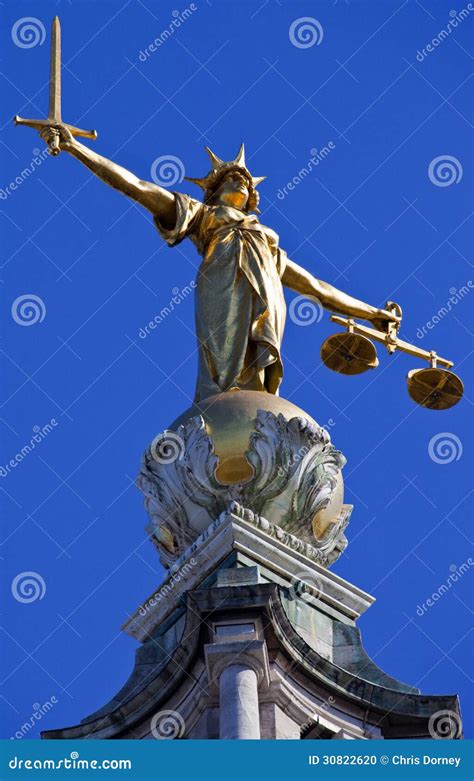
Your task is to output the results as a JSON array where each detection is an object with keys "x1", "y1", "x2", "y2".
[
  {"x1": 185, "y1": 144, "x2": 265, "y2": 214},
  {"x1": 208, "y1": 168, "x2": 252, "y2": 211}
]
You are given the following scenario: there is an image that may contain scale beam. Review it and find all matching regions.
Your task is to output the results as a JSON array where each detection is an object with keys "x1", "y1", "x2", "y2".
[
  {"x1": 330, "y1": 315, "x2": 454, "y2": 369},
  {"x1": 322, "y1": 308, "x2": 462, "y2": 410}
]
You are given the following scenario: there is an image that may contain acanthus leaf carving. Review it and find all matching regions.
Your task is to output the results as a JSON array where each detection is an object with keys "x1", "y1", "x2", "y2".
[{"x1": 137, "y1": 410, "x2": 350, "y2": 570}]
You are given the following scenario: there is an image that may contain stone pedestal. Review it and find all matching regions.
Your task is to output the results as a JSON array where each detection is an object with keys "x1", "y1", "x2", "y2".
[
  {"x1": 42, "y1": 392, "x2": 462, "y2": 741},
  {"x1": 42, "y1": 505, "x2": 462, "y2": 741}
]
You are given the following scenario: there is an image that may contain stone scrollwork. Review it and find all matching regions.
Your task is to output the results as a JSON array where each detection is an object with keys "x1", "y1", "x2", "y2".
[{"x1": 136, "y1": 410, "x2": 350, "y2": 569}]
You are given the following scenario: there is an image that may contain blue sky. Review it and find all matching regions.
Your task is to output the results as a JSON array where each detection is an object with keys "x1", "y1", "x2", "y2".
[{"x1": 1, "y1": 0, "x2": 472, "y2": 740}]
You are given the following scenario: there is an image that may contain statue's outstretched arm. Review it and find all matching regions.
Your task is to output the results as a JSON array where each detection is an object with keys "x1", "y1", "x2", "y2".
[
  {"x1": 282, "y1": 258, "x2": 399, "y2": 329},
  {"x1": 40, "y1": 125, "x2": 176, "y2": 228}
]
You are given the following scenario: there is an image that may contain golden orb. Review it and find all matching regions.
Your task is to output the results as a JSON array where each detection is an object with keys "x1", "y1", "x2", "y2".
[{"x1": 170, "y1": 390, "x2": 344, "y2": 537}]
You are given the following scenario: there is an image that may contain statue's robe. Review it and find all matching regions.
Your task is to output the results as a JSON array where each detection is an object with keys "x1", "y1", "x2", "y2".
[{"x1": 155, "y1": 194, "x2": 287, "y2": 402}]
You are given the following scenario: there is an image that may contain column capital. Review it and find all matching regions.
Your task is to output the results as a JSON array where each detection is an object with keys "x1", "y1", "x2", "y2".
[{"x1": 204, "y1": 639, "x2": 270, "y2": 695}]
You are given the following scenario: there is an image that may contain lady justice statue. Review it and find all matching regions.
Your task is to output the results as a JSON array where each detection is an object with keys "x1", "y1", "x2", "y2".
[
  {"x1": 16, "y1": 18, "x2": 462, "y2": 575},
  {"x1": 19, "y1": 18, "x2": 462, "y2": 415},
  {"x1": 40, "y1": 127, "x2": 398, "y2": 403}
]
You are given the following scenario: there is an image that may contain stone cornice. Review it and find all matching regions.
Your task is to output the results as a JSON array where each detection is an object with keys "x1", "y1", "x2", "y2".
[{"x1": 122, "y1": 504, "x2": 372, "y2": 643}]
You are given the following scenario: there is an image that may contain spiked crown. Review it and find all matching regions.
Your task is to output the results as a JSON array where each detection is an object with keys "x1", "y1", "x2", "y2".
[{"x1": 185, "y1": 143, "x2": 265, "y2": 213}]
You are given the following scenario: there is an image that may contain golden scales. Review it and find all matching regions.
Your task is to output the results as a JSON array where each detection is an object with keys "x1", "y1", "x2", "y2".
[{"x1": 321, "y1": 302, "x2": 463, "y2": 410}]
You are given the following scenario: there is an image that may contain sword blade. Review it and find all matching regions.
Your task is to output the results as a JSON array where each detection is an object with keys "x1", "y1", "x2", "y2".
[{"x1": 48, "y1": 16, "x2": 61, "y2": 121}]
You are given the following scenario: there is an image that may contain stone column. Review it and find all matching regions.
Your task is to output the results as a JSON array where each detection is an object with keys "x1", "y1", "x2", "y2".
[{"x1": 219, "y1": 663, "x2": 260, "y2": 739}]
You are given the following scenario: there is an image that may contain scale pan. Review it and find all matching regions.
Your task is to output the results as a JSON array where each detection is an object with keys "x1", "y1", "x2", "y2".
[
  {"x1": 407, "y1": 367, "x2": 464, "y2": 410},
  {"x1": 320, "y1": 333, "x2": 379, "y2": 376}
]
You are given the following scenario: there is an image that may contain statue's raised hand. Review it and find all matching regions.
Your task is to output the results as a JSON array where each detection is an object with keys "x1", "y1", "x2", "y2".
[{"x1": 40, "y1": 124, "x2": 75, "y2": 155}]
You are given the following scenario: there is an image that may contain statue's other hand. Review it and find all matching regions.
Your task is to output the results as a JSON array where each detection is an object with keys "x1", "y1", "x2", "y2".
[
  {"x1": 40, "y1": 124, "x2": 75, "y2": 151},
  {"x1": 371, "y1": 308, "x2": 401, "y2": 334}
]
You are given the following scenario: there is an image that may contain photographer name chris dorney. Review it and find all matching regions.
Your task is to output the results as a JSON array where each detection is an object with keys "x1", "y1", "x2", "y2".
[{"x1": 392, "y1": 756, "x2": 461, "y2": 767}]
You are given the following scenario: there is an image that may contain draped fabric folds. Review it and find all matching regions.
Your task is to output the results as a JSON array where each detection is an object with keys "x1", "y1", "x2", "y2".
[{"x1": 155, "y1": 193, "x2": 287, "y2": 402}]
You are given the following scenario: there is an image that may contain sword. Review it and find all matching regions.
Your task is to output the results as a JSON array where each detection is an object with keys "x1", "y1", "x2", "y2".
[{"x1": 13, "y1": 16, "x2": 97, "y2": 156}]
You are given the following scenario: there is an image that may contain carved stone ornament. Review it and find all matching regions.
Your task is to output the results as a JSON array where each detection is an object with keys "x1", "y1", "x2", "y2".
[{"x1": 136, "y1": 410, "x2": 351, "y2": 569}]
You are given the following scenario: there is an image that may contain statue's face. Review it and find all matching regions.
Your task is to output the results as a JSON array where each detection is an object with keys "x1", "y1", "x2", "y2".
[{"x1": 213, "y1": 171, "x2": 249, "y2": 209}]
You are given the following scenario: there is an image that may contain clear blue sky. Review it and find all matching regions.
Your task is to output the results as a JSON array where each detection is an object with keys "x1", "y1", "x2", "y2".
[{"x1": 1, "y1": 0, "x2": 472, "y2": 739}]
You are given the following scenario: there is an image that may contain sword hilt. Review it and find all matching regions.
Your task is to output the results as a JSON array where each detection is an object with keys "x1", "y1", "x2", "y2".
[
  {"x1": 14, "y1": 115, "x2": 97, "y2": 137},
  {"x1": 49, "y1": 128, "x2": 61, "y2": 156}
]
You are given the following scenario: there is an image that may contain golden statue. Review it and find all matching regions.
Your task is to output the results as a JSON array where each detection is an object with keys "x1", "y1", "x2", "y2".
[
  {"x1": 40, "y1": 126, "x2": 401, "y2": 401},
  {"x1": 16, "y1": 18, "x2": 463, "y2": 410}
]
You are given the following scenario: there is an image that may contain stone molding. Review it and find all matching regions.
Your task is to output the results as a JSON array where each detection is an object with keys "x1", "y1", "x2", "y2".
[{"x1": 122, "y1": 505, "x2": 373, "y2": 643}]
